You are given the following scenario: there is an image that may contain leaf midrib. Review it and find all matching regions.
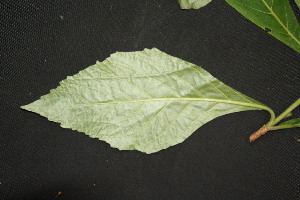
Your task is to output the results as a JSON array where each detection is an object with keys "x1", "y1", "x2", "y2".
[
  {"x1": 261, "y1": 0, "x2": 300, "y2": 46},
  {"x1": 38, "y1": 97, "x2": 271, "y2": 112}
]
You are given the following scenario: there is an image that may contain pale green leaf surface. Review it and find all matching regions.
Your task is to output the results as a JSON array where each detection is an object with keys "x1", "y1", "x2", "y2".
[
  {"x1": 22, "y1": 48, "x2": 270, "y2": 154},
  {"x1": 178, "y1": 0, "x2": 212, "y2": 9},
  {"x1": 226, "y1": 0, "x2": 300, "y2": 53},
  {"x1": 295, "y1": 0, "x2": 300, "y2": 10}
]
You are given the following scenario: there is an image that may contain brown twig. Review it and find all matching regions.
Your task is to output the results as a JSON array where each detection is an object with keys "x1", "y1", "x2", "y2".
[{"x1": 249, "y1": 126, "x2": 268, "y2": 142}]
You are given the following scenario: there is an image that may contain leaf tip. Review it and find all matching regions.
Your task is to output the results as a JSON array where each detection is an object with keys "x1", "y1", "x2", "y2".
[
  {"x1": 20, "y1": 105, "x2": 28, "y2": 110},
  {"x1": 20, "y1": 102, "x2": 37, "y2": 112}
]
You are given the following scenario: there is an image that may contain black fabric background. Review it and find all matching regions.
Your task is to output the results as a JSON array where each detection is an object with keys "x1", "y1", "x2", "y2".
[{"x1": 1, "y1": 0, "x2": 300, "y2": 199}]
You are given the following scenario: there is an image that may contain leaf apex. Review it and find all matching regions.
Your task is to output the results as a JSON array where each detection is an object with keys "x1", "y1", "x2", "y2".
[
  {"x1": 20, "y1": 105, "x2": 27, "y2": 110},
  {"x1": 20, "y1": 104, "x2": 32, "y2": 111},
  {"x1": 20, "y1": 101, "x2": 40, "y2": 113}
]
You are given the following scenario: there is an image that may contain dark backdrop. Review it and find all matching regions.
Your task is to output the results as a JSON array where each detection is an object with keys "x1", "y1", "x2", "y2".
[{"x1": 1, "y1": 0, "x2": 299, "y2": 199}]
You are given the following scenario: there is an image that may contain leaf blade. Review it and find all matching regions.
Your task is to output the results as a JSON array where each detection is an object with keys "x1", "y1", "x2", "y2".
[
  {"x1": 279, "y1": 118, "x2": 300, "y2": 127},
  {"x1": 225, "y1": 0, "x2": 300, "y2": 53},
  {"x1": 178, "y1": 0, "x2": 212, "y2": 9},
  {"x1": 22, "y1": 48, "x2": 272, "y2": 154}
]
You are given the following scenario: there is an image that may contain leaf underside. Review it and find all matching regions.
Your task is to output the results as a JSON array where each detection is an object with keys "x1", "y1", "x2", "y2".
[
  {"x1": 178, "y1": 0, "x2": 212, "y2": 9},
  {"x1": 22, "y1": 48, "x2": 269, "y2": 154},
  {"x1": 226, "y1": 0, "x2": 300, "y2": 53}
]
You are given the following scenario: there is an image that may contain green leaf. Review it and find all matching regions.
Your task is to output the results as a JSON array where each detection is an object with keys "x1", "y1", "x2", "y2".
[
  {"x1": 295, "y1": 0, "x2": 300, "y2": 10},
  {"x1": 178, "y1": 0, "x2": 212, "y2": 9},
  {"x1": 271, "y1": 117, "x2": 300, "y2": 131},
  {"x1": 225, "y1": 0, "x2": 300, "y2": 53},
  {"x1": 22, "y1": 48, "x2": 272, "y2": 154},
  {"x1": 279, "y1": 118, "x2": 300, "y2": 127}
]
